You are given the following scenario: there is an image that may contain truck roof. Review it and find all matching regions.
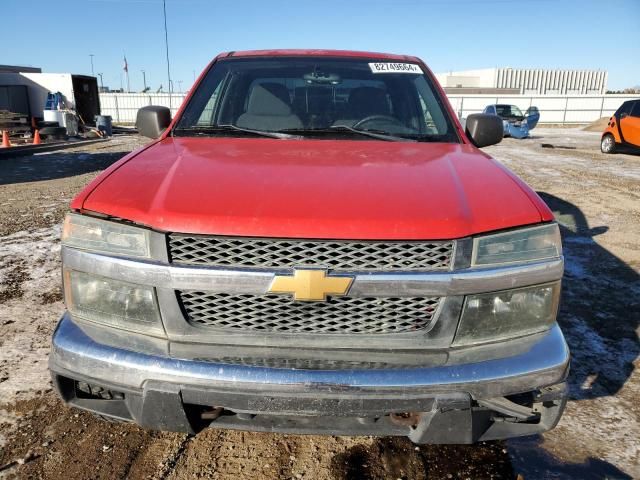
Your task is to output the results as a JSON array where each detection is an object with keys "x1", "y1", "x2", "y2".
[{"x1": 215, "y1": 49, "x2": 421, "y2": 62}]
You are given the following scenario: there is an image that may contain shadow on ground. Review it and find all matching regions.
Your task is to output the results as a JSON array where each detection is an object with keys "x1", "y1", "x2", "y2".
[
  {"x1": 330, "y1": 437, "x2": 514, "y2": 479},
  {"x1": 507, "y1": 435, "x2": 632, "y2": 480},
  {"x1": 538, "y1": 192, "x2": 639, "y2": 401},
  {"x1": 615, "y1": 145, "x2": 640, "y2": 156},
  {"x1": 0, "y1": 150, "x2": 130, "y2": 185},
  {"x1": 330, "y1": 435, "x2": 632, "y2": 480},
  {"x1": 330, "y1": 191, "x2": 639, "y2": 480}
]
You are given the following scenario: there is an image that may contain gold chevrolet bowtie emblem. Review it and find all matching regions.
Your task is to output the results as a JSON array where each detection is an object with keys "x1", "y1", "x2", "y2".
[{"x1": 269, "y1": 269, "x2": 353, "y2": 302}]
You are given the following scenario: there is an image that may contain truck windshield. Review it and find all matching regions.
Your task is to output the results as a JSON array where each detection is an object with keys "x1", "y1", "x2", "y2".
[
  {"x1": 495, "y1": 105, "x2": 524, "y2": 119},
  {"x1": 175, "y1": 57, "x2": 458, "y2": 142}
]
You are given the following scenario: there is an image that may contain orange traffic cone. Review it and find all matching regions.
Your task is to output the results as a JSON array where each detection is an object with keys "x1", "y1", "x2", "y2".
[
  {"x1": 33, "y1": 129, "x2": 41, "y2": 145},
  {"x1": 1, "y1": 130, "x2": 10, "y2": 148}
]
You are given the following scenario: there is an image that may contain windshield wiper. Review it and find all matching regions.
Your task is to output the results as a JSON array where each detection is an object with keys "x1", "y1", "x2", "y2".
[
  {"x1": 391, "y1": 133, "x2": 444, "y2": 142},
  {"x1": 174, "y1": 124, "x2": 301, "y2": 140},
  {"x1": 281, "y1": 126, "x2": 415, "y2": 142},
  {"x1": 330, "y1": 125, "x2": 416, "y2": 142}
]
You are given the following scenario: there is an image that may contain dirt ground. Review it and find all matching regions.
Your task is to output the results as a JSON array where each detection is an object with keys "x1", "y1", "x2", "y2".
[
  {"x1": 581, "y1": 117, "x2": 610, "y2": 132},
  {"x1": 0, "y1": 130, "x2": 638, "y2": 479}
]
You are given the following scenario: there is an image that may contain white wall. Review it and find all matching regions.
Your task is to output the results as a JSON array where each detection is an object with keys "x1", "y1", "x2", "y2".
[
  {"x1": 98, "y1": 92, "x2": 640, "y2": 125},
  {"x1": 447, "y1": 94, "x2": 640, "y2": 123},
  {"x1": 99, "y1": 92, "x2": 187, "y2": 123}
]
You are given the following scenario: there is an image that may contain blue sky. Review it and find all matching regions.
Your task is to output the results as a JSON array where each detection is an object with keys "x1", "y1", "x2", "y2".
[{"x1": 2, "y1": 0, "x2": 639, "y2": 91}]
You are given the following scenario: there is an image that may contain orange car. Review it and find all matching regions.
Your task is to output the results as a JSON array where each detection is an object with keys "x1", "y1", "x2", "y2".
[{"x1": 601, "y1": 100, "x2": 640, "y2": 153}]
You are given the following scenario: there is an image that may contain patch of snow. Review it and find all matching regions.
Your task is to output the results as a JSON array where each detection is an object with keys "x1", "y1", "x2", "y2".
[{"x1": 0, "y1": 226, "x2": 63, "y2": 402}]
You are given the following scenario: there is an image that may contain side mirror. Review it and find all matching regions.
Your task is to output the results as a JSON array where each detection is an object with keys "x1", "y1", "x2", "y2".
[
  {"x1": 465, "y1": 113, "x2": 503, "y2": 148},
  {"x1": 620, "y1": 112, "x2": 629, "y2": 119},
  {"x1": 136, "y1": 106, "x2": 171, "y2": 139}
]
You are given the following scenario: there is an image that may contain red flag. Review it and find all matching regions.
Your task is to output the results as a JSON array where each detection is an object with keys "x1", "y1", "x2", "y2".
[{"x1": 123, "y1": 56, "x2": 128, "y2": 73}]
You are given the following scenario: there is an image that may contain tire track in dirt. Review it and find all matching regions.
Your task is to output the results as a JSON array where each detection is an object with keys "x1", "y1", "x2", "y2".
[
  {"x1": 165, "y1": 429, "x2": 302, "y2": 479},
  {"x1": 154, "y1": 434, "x2": 193, "y2": 479}
]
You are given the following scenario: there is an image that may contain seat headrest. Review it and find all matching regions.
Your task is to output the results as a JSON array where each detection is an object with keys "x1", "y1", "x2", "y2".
[
  {"x1": 348, "y1": 87, "x2": 390, "y2": 117},
  {"x1": 247, "y1": 83, "x2": 292, "y2": 116}
]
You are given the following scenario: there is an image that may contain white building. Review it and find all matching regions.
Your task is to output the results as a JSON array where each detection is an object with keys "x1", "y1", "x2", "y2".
[{"x1": 435, "y1": 67, "x2": 608, "y2": 95}]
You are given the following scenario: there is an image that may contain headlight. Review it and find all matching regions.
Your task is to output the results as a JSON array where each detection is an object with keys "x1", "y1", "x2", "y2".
[
  {"x1": 453, "y1": 282, "x2": 560, "y2": 346},
  {"x1": 472, "y1": 223, "x2": 561, "y2": 267},
  {"x1": 62, "y1": 213, "x2": 150, "y2": 258},
  {"x1": 64, "y1": 270, "x2": 165, "y2": 337}
]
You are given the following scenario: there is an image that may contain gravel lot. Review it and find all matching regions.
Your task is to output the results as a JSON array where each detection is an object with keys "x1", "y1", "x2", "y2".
[{"x1": 0, "y1": 129, "x2": 638, "y2": 479}]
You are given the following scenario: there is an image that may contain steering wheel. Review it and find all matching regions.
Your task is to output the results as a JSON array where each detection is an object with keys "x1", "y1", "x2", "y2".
[{"x1": 353, "y1": 115, "x2": 405, "y2": 129}]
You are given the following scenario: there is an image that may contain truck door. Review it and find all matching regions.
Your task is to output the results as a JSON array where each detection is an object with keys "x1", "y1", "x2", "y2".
[
  {"x1": 525, "y1": 106, "x2": 540, "y2": 129},
  {"x1": 620, "y1": 101, "x2": 640, "y2": 147}
]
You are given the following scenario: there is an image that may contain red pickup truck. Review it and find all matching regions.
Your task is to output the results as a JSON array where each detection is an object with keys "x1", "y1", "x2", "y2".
[{"x1": 50, "y1": 50, "x2": 569, "y2": 444}]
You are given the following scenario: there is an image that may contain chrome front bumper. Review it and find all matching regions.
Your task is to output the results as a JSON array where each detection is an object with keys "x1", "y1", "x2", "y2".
[{"x1": 50, "y1": 315, "x2": 569, "y2": 442}]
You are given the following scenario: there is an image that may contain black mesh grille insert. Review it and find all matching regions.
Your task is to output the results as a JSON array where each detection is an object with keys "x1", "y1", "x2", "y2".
[
  {"x1": 168, "y1": 236, "x2": 454, "y2": 271},
  {"x1": 179, "y1": 291, "x2": 441, "y2": 334}
]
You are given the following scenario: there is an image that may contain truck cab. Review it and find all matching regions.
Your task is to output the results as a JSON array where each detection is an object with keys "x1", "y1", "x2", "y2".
[{"x1": 50, "y1": 50, "x2": 568, "y2": 444}]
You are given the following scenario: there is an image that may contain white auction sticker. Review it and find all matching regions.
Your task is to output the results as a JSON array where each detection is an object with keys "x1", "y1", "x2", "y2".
[{"x1": 368, "y1": 62, "x2": 424, "y2": 74}]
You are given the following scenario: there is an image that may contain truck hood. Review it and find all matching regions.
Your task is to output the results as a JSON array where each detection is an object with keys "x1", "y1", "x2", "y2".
[{"x1": 79, "y1": 137, "x2": 550, "y2": 239}]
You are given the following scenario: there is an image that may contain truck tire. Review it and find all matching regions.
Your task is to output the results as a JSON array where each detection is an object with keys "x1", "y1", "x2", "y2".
[
  {"x1": 37, "y1": 121, "x2": 59, "y2": 129},
  {"x1": 39, "y1": 126, "x2": 67, "y2": 140},
  {"x1": 601, "y1": 134, "x2": 616, "y2": 154}
]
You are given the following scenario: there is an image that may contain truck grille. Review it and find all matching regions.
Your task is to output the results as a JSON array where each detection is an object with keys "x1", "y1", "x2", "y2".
[
  {"x1": 168, "y1": 236, "x2": 454, "y2": 271},
  {"x1": 179, "y1": 291, "x2": 441, "y2": 334}
]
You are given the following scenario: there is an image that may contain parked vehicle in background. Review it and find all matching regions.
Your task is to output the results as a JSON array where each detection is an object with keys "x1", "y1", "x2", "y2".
[
  {"x1": 50, "y1": 50, "x2": 569, "y2": 445},
  {"x1": 483, "y1": 104, "x2": 540, "y2": 139},
  {"x1": 601, "y1": 100, "x2": 640, "y2": 153}
]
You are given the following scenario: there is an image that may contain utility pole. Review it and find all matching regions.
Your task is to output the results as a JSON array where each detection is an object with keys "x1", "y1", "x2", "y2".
[
  {"x1": 163, "y1": 0, "x2": 172, "y2": 108},
  {"x1": 98, "y1": 73, "x2": 104, "y2": 91},
  {"x1": 177, "y1": 80, "x2": 183, "y2": 92},
  {"x1": 141, "y1": 70, "x2": 147, "y2": 90},
  {"x1": 89, "y1": 54, "x2": 95, "y2": 76}
]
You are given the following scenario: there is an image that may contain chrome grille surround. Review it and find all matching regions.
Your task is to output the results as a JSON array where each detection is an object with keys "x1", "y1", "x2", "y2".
[
  {"x1": 190, "y1": 356, "x2": 434, "y2": 370},
  {"x1": 179, "y1": 291, "x2": 441, "y2": 334},
  {"x1": 168, "y1": 235, "x2": 455, "y2": 271}
]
